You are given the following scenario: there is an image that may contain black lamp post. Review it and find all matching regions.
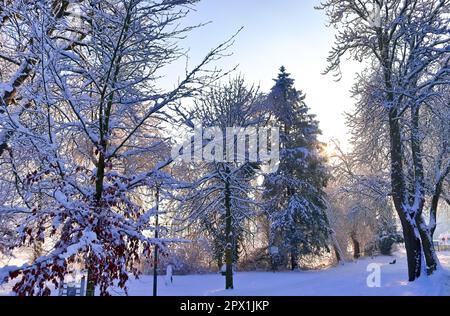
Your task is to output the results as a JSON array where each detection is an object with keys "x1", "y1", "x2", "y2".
[{"x1": 152, "y1": 185, "x2": 160, "y2": 296}]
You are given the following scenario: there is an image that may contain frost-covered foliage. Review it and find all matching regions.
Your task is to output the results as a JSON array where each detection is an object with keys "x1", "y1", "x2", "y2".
[
  {"x1": 0, "y1": 0, "x2": 231, "y2": 295},
  {"x1": 263, "y1": 67, "x2": 331, "y2": 269},
  {"x1": 174, "y1": 77, "x2": 266, "y2": 288},
  {"x1": 320, "y1": 0, "x2": 450, "y2": 281},
  {"x1": 139, "y1": 238, "x2": 217, "y2": 275},
  {"x1": 327, "y1": 142, "x2": 401, "y2": 259}
]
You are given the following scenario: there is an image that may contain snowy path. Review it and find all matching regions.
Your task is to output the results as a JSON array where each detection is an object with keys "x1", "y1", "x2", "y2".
[
  {"x1": 1, "y1": 251, "x2": 449, "y2": 296},
  {"x1": 438, "y1": 253, "x2": 450, "y2": 295},
  {"x1": 442, "y1": 277, "x2": 450, "y2": 295}
]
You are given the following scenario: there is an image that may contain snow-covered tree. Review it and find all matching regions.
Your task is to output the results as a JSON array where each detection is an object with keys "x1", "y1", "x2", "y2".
[
  {"x1": 175, "y1": 77, "x2": 266, "y2": 289},
  {"x1": 0, "y1": 0, "x2": 232, "y2": 295},
  {"x1": 0, "y1": 0, "x2": 91, "y2": 264},
  {"x1": 319, "y1": 0, "x2": 450, "y2": 281},
  {"x1": 328, "y1": 141, "x2": 401, "y2": 258},
  {"x1": 263, "y1": 67, "x2": 331, "y2": 270}
]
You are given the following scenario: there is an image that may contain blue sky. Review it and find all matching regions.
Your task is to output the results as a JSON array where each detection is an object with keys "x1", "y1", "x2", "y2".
[{"x1": 163, "y1": 0, "x2": 360, "y2": 149}]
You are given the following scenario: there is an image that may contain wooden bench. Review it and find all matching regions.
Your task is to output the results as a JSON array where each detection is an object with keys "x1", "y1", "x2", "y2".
[{"x1": 58, "y1": 276, "x2": 86, "y2": 296}]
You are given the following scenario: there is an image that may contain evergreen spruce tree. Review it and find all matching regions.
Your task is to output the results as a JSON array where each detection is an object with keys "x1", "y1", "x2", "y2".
[{"x1": 264, "y1": 66, "x2": 331, "y2": 270}]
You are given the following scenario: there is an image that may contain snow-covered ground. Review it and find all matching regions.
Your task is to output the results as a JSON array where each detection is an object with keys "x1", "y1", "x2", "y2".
[
  {"x1": 115, "y1": 250, "x2": 450, "y2": 296},
  {"x1": 1, "y1": 250, "x2": 450, "y2": 296}
]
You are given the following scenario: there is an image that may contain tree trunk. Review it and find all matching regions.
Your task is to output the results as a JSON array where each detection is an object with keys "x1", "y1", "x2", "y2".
[
  {"x1": 379, "y1": 37, "x2": 424, "y2": 281},
  {"x1": 331, "y1": 233, "x2": 345, "y2": 264},
  {"x1": 417, "y1": 216, "x2": 438, "y2": 274},
  {"x1": 85, "y1": 149, "x2": 106, "y2": 296},
  {"x1": 407, "y1": 104, "x2": 427, "y2": 278},
  {"x1": 387, "y1": 104, "x2": 423, "y2": 281},
  {"x1": 350, "y1": 233, "x2": 360, "y2": 259},
  {"x1": 224, "y1": 171, "x2": 233, "y2": 290},
  {"x1": 217, "y1": 256, "x2": 223, "y2": 272},
  {"x1": 290, "y1": 250, "x2": 298, "y2": 270},
  {"x1": 429, "y1": 193, "x2": 439, "y2": 238},
  {"x1": 333, "y1": 244, "x2": 342, "y2": 263},
  {"x1": 401, "y1": 218, "x2": 422, "y2": 281},
  {"x1": 85, "y1": 261, "x2": 96, "y2": 296}
]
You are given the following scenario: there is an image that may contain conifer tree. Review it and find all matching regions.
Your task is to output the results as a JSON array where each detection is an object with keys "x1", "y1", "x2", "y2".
[{"x1": 264, "y1": 67, "x2": 331, "y2": 270}]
